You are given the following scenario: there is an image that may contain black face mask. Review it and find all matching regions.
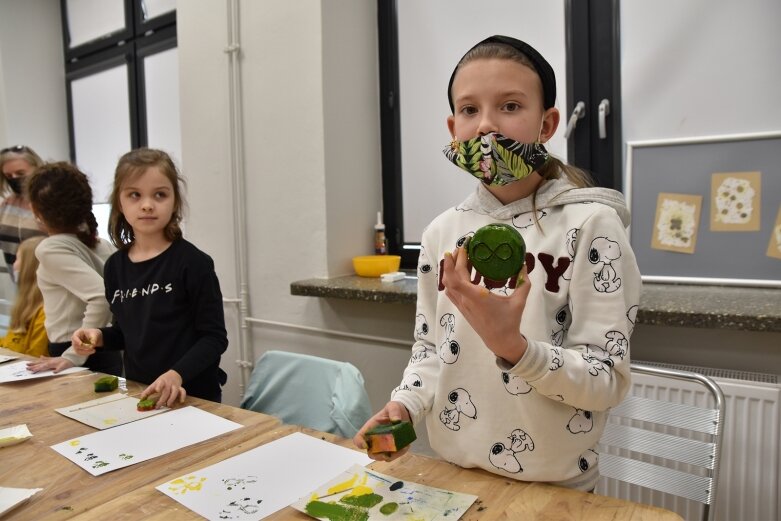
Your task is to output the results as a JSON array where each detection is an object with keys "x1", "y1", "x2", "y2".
[{"x1": 5, "y1": 177, "x2": 23, "y2": 195}]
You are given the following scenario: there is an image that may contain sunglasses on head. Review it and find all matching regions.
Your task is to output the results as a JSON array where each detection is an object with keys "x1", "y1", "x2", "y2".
[{"x1": 0, "y1": 145, "x2": 29, "y2": 154}]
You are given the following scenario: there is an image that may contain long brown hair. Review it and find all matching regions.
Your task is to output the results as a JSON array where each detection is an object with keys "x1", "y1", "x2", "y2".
[
  {"x1": 108, "y1": 148, "x2": 185, "y2": 249},
  {"x1": 9, "y1": 236, "x2": 45, "y2": 331},
  {"x1": 27, "y1": 162, "x2": 99, "y2": 248},
  {"x1": 453, "y1": 41, "x2": 595, "y2": 214}
]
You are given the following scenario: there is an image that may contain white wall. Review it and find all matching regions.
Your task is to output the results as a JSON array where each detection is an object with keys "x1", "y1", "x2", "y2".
[
  {"x1": 178, "y1": 1, "x2": 416, "y2": 414},
  {"x1": 621, "y1": 0, "x2": 781, "y2": 141},
  {"x1": 0, "y1": 0, "x2": 70, "y2": 161}
]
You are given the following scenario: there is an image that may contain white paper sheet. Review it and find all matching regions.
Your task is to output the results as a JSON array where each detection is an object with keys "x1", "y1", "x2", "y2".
[
  {"x1": 292, "y1": 464, "x2": 477, "y2": 520},
  {"x1": 51, "y1": 406, "x2": 242, "y2": 476},
  {"x1": 156, "y1": 432, "x2": 373, "y2": 520},
  {"x1": 0, "y1": 487, "x2": 42, "y2": 517},
  {"x1": 0, "y1": 424, "x2": 32, "y2": 448},
  {"x1": 55, "y1": 393, "x2": 169, "y2": 429},
  {"x1": 0, "y1": 354, "x2": 18, "y2": 364},
  {"x1": 0, "y1": 361, "x2": 86, "y2": 383}
]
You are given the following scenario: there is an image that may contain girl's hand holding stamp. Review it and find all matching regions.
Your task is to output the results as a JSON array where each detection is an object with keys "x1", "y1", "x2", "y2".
[
  {"x1": 354, "y1": 401, "x2": 412, "y2": 463},
  {"x1": 141, "y1": 369, "x2": 186, "y2": 408},
  {"x1": 442, "y1": 245, "x2": 531, "y2": 365},
  {"x1": 71, "y1": 328, "x2": 103, "y2": 355}
]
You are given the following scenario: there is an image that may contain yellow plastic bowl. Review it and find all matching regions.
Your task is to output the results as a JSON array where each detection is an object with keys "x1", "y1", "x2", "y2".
[{"x1": 352, "y1": 255, "x2": 401, "y2": 277}]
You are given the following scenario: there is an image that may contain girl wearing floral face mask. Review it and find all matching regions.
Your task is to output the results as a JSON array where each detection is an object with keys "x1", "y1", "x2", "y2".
[
  {"x1": 0, "y1": 145, "x2": 47, "y2": 280},
  {"x1": 355, "y1": 35, "x2": 641, "y2": 492}
]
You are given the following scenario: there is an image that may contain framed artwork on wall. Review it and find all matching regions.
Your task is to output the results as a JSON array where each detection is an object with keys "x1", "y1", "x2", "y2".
[{"x1": 625, "y1": 131, "x2": 781, "y2": 288}]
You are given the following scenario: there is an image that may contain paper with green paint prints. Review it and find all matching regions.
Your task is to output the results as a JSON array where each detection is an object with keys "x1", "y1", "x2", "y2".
[
  {"x1": 156, "y1": 432, "x2": 372, "y2": 520},
  {"x1": 292, "y1": 464, "x2": 477, "y2": 520}
]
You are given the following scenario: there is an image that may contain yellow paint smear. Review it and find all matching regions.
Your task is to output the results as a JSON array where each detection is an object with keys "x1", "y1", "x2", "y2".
[
  {"x1": 326, "y1": 473, "x2": 358, "y2": 495},
  {"x1": 316, "y1": 472, "x2": 374, "y2": 500}
]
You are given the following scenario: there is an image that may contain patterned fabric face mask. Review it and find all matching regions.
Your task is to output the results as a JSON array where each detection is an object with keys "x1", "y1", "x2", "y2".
[{"x1": 443, "y1": 132, "x2": 549, "y2": 186}]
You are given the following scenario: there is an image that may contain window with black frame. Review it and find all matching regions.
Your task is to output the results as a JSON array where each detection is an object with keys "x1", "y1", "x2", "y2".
[
  {"x1": 377, "y1": 0, "x2": 621, "y2": 269},
  {"x1": 61, "y1": 0, "x2": 178, "y2": 205}
]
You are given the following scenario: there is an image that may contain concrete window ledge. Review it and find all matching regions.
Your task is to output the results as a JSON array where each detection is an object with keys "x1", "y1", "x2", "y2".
[{"x1": 291, "y1": 276, "x2": 781, "y2": 333}]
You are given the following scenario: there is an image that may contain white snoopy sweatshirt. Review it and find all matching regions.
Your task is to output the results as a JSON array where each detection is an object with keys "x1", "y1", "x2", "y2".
[{"x1": 391, "y1": 177, "x2": 641, "y2": 491}]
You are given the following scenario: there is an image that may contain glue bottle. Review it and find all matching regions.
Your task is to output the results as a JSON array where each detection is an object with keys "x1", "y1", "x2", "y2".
[{"x1": 374, "y1": 211, "x2": 387, "y2": 255}]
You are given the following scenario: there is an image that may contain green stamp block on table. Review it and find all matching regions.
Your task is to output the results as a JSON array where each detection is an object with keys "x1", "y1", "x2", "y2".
[
  {"x1": 467, "y1": 223, "x2": 526, "y2": 281},
  {"x1": 136, "y1": 398, "x2": 157, "y2": 411},
  {"x1": 365, "y1": 421, "x2": 416, "y2": 454},
  {"x1": 93, "y1": 376, "x2": 118, "y2": 392}
]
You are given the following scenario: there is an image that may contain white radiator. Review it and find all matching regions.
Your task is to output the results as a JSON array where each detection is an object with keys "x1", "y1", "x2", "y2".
[{"x1": 595, "y1": 362, "x2": 781, "y2": 521}]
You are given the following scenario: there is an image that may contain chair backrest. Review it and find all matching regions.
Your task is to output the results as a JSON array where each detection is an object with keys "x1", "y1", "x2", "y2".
[
  {"x1": 240, "y1": 350, "x2": 372, "y2": 439},
  {"x1": 598, "y1": 362, "x2": 725, "y2": 521},
  {"x1": 0, "y1": 298, "x2": 11, "y2": 337}
]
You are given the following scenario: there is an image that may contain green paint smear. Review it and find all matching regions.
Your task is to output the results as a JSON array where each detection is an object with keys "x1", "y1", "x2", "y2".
[
  {"x1": 340, "y1": 493, "x2": 383, "y2": 508},
  {"x1": 379, "y1": 502, "x2": 399, "y2": 515},
  {"x1": 305, "y1": 500, "x2": 368, "y2": 521}
]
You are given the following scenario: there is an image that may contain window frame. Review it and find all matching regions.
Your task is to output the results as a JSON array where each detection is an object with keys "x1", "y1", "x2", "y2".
[
  {"x1": 377, "y1": 0, "x2": 622, "y2": 269},
  {"x1": 60, "y1": 0, "x2": 176, "y2": 165}
]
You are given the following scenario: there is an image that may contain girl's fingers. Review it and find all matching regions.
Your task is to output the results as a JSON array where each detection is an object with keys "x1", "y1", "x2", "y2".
[
  {"x1": 511, "y1": 265, "x2": 531, "y2": 301},
  {"x1": 157, "y1": 387, "x2": 171, "y2": 408},
  {"x1": 442, "y1": 251, "x2": 456, "y2": 274},
  {"x1": 354, "y1": 413, "x2": 387, "y2": 450},
  {"x1": 139, "y1": 389, "x2": 150, "y2": 401},
  {"x1": 354, "y1": 401, "x2": 410, "y2": 451},
  {"x1": 386, "y1": 403, "x2": 407, "y2": 423},
  {"x1": 443, "y1": 244, "x2": 472, "y2": 291},
  {"x1": 452, "y1": 242, "x2": 470, "y2": 273}
]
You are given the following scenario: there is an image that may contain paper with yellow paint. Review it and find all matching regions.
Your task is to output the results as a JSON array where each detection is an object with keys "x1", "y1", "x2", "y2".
[
  {"x1": 51, "y1": 406, "x2": 241, "y2": 476},
  {"x1": 155, "y1": 432, "x2": 372, "y2": 520},
  {"x1": 293, "y1": 464, "x2": 477, "y2": 520},
  {"x1": 55, "y1": 393, "x2": 169, "y2": 430}
]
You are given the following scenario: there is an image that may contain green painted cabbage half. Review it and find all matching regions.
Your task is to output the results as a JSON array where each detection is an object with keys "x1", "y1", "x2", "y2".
[{"x1": 467, "y1": 223, "x2": 526, "y2": 281}]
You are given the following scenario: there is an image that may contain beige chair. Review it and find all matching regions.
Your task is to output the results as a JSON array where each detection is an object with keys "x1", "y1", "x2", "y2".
[{"x1": 598, "y1": 362, "x2": 725, "y2": 521}]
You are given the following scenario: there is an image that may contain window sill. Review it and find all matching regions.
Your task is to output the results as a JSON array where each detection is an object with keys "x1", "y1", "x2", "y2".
[{"x1": 291, "y1": 276, "x2": 781, "y2": 333}]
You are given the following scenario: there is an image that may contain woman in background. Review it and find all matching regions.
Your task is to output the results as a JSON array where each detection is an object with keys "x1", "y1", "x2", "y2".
[{"x1": 0, "y1": 145, "x2": 47, "y2": 279}]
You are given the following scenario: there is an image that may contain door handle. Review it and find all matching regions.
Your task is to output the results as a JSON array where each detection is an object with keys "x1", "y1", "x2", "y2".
[
  {"x1": 598, "y1": 99, "x2": 611, "y2": 139},
  {"x1": 563, "y1": 101, "x2": 586, "y2": 139}
]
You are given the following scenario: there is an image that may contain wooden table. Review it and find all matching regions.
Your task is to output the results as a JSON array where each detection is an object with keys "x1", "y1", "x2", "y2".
[{"x1": 0, "y1": 349, "x2": 683, "y2": 520}]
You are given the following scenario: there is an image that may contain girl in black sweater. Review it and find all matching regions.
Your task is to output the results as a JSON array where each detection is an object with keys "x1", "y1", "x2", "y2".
[{"x1": 72, "y1": 148, "x2": 228, "y2": 406}]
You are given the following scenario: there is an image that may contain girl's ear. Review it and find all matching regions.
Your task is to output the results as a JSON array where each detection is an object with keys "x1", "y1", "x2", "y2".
[
  {"x1": 539, "y1": 107, "x2": 560, "y2": 144},
  {"x1": 447, "y1": 115, "x2": 456, "y2": 139}
]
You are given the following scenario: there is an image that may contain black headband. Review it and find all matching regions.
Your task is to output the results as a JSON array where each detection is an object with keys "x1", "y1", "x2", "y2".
[{"x1": 447, "y1": 35, "x2": 556, "y2": 112}]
